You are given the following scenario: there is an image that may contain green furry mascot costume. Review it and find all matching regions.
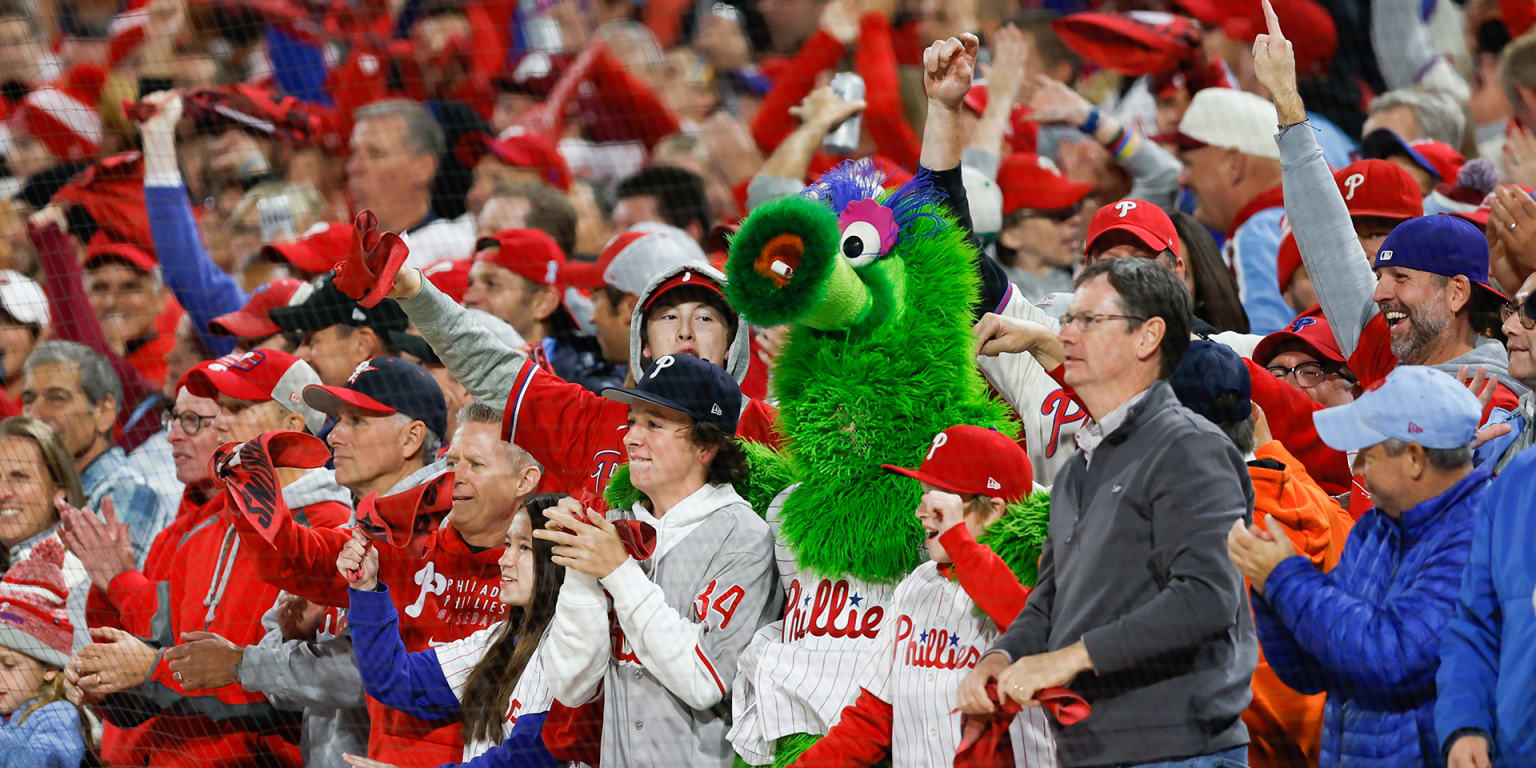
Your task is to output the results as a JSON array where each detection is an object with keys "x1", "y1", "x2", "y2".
[{"x1": 713, "y1": 159, "x2": 1049, "y2": 766}]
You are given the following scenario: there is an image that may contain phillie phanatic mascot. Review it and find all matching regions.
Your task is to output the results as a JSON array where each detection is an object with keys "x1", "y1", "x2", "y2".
[{"x1": 709, "y1": 115, "x2": 1051, "y2": 768}]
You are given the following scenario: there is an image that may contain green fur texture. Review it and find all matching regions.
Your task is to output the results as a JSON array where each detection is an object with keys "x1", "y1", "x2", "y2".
[
  {"x1": 977, "y1": 490, "x2": 1052, "y2": 589},
  {"x1": 772, "y1": 733, "x2": 822, "y2": 768},
  {"x1": 603, "y1": 463, "x2": 641, "y2": 511},
  {"x1": 726, "y1": 184, "x2": 1016, "y2": 585}
]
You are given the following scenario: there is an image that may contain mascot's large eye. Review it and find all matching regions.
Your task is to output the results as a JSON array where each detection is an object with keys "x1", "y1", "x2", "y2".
[{"x1": 839, "y1": 221, "x2": 883, "y2": 267}]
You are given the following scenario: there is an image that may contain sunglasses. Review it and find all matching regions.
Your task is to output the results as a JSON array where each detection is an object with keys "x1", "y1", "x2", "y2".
[{"x1": 1501, "y1": 299, "x2": 1536, "y2": 330}]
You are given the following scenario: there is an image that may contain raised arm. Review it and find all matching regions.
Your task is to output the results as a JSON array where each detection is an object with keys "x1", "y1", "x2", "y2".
[
  {"x1": 138, "y1": 90, "x2": 243, "y2": 357},
  {"x1": 1025, "y1": 75, "x2": 1183, "y2": 209},
  {"x1": 1370, "y1": 0, "x2": 1470, "y2": 99},
  {"x1": 346, "y1": 584, "x2": 464, "y2": 719},
  {"x1": 389, "y1": 268, "x2": 528, "y2": 408},
  {"x1": 746, "y1": 86, "x2": 866, "y2": 211},
  {"x1": 1256, "y1": 0, "x2": 1377, "y2": 356},
  {"x1": 750, "y1": 0, "x2": 852, "y2": 153}
]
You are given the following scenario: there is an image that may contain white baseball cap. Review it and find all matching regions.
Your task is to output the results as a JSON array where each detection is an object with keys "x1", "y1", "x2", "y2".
[
  {"x1": 0, "y1": 271, "x2": 48, "y2": 328},
  {"x1": 1157, "y1": 88, "x2": 1281, "y2": 161},
  {"x1": 562, "y1": 224, "x2": 708, "y2": 297}
]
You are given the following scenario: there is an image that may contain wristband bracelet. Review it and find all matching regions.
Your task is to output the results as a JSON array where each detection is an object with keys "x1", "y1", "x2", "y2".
[{"x1": 1079, "y1": 107, "x2": 1100, "y2": 135}]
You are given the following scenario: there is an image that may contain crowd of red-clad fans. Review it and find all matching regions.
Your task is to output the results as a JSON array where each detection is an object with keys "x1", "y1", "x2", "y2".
[{"x1": 3, "y1": 0, "x2": 1536, "y2": 765}]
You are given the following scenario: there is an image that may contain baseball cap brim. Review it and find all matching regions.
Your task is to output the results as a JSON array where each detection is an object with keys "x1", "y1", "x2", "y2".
[
  {"x1": 1149, "y1": 131, "x2": 1208, "y2": 151},
  {"x1": 1360, "y1": 129, "x2": 1441, "y2": 181},
  {"x1": 1088, "y1": 222, "x2": 1174, "y2": 257},
  {"x1": 1477, "y1": 281, "x2": 1511, "y2": 303},
  {"x1": 183, "y1": 366, "x2": 271, "y2": 403},
  {"x1": 557, "y1": 259, "x2": 608, "y2": 291},
  {"x1": 601, "y1": 386, "x2": 703, "y2": 423},
  {"x1": 208, "y1": 309, "x2": 281, "y2": 339},
  {"x1": 261, "y1": 241, "x2": 339, "y2": 273},
  {"x1": 642, "y1": 272, "x2": 727, "y2": 311},
  {"x1": 302, "y1": 384, "x2": 397, "y2": 418},
  {"x1": 1252, "y1": 329, "x2": 1344, "y2": 368},
  {"x1": 1313, "y1": 402, "x2": 1394, "y2": 452},
  {"x1": 879, "y1": 464, "x2": 984, "y2": 496}
]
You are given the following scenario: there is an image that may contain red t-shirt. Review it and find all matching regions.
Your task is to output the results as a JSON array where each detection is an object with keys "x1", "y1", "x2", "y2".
[{"x1": 501, "y1": 359, "x2": 782, "y2": 498}]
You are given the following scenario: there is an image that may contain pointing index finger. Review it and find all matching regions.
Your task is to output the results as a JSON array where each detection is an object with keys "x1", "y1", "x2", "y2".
[{"x1": 1262, "y1": 0, "x2": 1283, "y2": 39}]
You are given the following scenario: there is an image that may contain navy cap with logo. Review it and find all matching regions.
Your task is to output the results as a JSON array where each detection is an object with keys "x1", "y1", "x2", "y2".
[
  {"x1": 602, "y1": 353, "x2": 742, "y2": 434},
  {"x1": 1373, "y1": 214, "x2": 1510, "y2": 301},
  {"x1": 1169, "y1": 340, "x2": 1253, "y2": 425},
  {"x1": 302, "y1": 356, "x2": 448, "y2": 441},
  {"x1": 269, "y1": 275, "x2": 437, "y2": 361}
]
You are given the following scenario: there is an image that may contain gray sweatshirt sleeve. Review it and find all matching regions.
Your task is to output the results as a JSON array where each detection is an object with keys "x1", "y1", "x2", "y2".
[
  {"x1": 1279, "y1": 123, "x2": 1379, "y2": 358},
  {"x1": 395, "y1": 278, "x2": 527, "y2": 407},
  {"x1": 238, "y1": 613, "x2": 367, "y2": 712},
  {"x1": 1121, "y1": 133, "x2": 1184, "y2": 209},
  {"x1": 746, "y1": 174, "x2": 805, "y2": 212},
  {"x1": 961, "y1": 147, "x2": 1001, "y2": 180},
  {"x1": 1371, "y1": 0, "x2": 1470, "y2": 99}
]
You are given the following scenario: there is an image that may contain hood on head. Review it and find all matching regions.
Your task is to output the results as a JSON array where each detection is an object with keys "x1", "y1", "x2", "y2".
[
  {"x1": 628, "y1": 263, "x2": 752, "y2": 386},
  {"x1": 1433, "y1": 337, "x2": 1532, "y2": 398}
]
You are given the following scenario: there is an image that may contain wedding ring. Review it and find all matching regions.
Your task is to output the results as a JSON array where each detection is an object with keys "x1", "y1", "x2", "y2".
[
  {"x1": 174, "y1": 671, "x2": 184, "y2": 682},
  {"x1": 1512, "y1": 222, "x2": 1520, "y2": 231}
]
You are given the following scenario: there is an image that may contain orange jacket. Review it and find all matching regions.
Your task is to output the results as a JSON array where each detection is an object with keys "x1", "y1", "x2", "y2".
[{"x1": 1244, "y1": 439, "x2": 1355, "y2": 768}]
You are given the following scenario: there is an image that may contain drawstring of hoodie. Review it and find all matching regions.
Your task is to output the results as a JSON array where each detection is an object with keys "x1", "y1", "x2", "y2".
[{"x1": 203, "y1": 527, "x2": 240, "y2": 628}]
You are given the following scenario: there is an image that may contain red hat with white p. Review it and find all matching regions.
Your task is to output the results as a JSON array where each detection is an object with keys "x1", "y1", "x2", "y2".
[
  {"x1": 1084, "y1": 198, "x2": 1181, "y2": 260},
  {"x1": 882, "y1": 425, "x2": 1033, "y2": 502}
]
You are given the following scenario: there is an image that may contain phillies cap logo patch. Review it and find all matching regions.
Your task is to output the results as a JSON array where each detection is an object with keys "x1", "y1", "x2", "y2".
[
  {"x1": 1343, "y1": 173, "x2": 1366, "y2": 201},
  {"x1": 347, "y1": 360, "x2": 379, "y2": 385},
  {"x1": 649, "y1": 355, "x2": 676, "y2": 379},
  {"x1": 1407, "y1": 422, "x2": 1424, "y2": 434},
  {"x1": 925, "y1": 432, "x2": 949, "y2": 461},
  {"x1": 1114, "y1": 200, "x2": 1138, "y2": 217},
  {"x1": 1288, "y1": 317, "x2": 1317, "y2": 333},
  {"x1": 986, "y1": 477, "x2": 1001, "y2": 490}
]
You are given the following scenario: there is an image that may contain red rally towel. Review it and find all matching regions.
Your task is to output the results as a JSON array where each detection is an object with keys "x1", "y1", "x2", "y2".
[
  {"x1": 213, "y1": 430, "x2": 333, "y2": 544},
  {"x1": 955, "y1": 683, "x2": 1090, "y2": 766}
]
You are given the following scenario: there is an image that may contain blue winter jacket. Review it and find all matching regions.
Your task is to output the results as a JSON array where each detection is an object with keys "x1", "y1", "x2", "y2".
[
  {"x1": 1435, "y1": 447, "x2": 1536, "y2": 765},
  {"x1": 1253, "y1": 462, "x2": 1491, "y2": 768}
]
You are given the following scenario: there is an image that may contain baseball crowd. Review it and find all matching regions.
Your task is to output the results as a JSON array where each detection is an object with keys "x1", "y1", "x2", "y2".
[{"x1": 0, "y1": 0, "x2": 1535, "y2": 766}]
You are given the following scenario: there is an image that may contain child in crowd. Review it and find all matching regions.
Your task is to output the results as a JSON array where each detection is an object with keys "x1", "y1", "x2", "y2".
[
  {"x1": 0, "y1": 539, "x2": 92, "y2": 767},
  {"x1": 794, "y1": 425, "x2": 1055, "y2": 767},
  {"x1": 338, "y1": 494, "x2": 568, "y2": 768}
]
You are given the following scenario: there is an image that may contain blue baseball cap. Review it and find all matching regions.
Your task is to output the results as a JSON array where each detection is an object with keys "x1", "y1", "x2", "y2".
[
  {"x1": 1313, "y1": 365, "x2": 1480, "y2": 451},
  {"x1": 1373, "y1": 214, "x2": 1509, "y2": 301},
  {"x1": 303, "y1": 356, "x2": 448, "y2": 440},
  {"x1": 602, "y1": 353, "x2": 742, "y2": 434},
  {"x1": 1170, "y1": 340, "x2": 1252, "y2": 425}
]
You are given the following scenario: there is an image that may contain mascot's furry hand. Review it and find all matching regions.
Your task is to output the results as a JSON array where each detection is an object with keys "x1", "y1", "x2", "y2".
[{"x1": 333, "y1": 210, "x2": 410, "y2": 307}]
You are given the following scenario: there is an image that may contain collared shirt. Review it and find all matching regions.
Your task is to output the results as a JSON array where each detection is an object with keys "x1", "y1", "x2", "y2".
[
  {"x1": 1074, "y1": 387, "x2": 1152, "y2": 466},
  {"x1": 81, "y1": 445, "x2": 172, "y2": 568}
]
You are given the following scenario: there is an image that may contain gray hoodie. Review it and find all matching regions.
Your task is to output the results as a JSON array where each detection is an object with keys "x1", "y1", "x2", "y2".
[{"x1": 1277, "y1": 122, "x2": 1530, "y2": 398}]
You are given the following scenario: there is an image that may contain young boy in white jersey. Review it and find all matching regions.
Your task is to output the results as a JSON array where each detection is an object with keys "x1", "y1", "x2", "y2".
[{"x1": 793, "y1": 425, "x2": 1057, "y2": 767}]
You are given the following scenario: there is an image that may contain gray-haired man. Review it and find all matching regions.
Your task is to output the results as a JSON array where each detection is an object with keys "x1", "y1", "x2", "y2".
[{"x1": 21, "y1": 341, "x2": 170, "y2": 565}]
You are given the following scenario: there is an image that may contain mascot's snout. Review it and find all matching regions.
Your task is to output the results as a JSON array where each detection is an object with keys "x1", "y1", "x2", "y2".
[{"x1": 726, "y1": 195, "x2": 873, "y2": 332}]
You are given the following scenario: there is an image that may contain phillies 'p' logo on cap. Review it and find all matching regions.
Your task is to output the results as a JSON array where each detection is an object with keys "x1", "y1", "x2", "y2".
[
  {"x1": 1343, "y1": 172, "x2": 1366, "y2": 200},
  {"x1": 1114, "y1": 200, "x2": 1138, "y2": 217}
]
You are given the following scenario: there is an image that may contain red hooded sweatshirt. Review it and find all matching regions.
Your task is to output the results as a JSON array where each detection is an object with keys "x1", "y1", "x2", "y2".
[{"x1": 89, "y1": 485, "x2": 349, "y2": 767}]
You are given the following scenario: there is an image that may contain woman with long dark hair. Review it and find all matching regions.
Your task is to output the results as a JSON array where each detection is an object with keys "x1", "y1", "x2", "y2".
[
  {"x1": 1168, "y1": 210, "x2": 1252, "y2": 333},
  {"x1": 338, "y1": 493, "x2": 568, "y2": 767}
]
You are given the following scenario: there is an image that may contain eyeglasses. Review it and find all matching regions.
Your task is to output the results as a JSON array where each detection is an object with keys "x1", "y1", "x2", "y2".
[
  {"x1": 1058, "y1": 312, "x2": 1146, "y2": 331},
  {"x1": 1267, "y1": 362, "x2": 1351, "y2": 388},
  {"x1": 163, "y1": 410, "x2": 218, "y2": 435},
  {"x1": 1500, "y1": 300, "x2": 1536, "y2": 330}
]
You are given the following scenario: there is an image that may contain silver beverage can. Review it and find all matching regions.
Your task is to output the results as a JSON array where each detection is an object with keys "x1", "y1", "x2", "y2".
[{"x1": 822, "y1": 72, "x2": 865, "y2": 156}]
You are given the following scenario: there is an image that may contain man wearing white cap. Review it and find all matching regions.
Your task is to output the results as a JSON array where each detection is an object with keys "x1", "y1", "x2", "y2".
[
  {"x1": 0, "y1": 270, "x2": 47, "y2": 409},
  {"x1": 1228, "y1": 365, "x2": 1490, "y2": 768},
  {"x1": 1155, "y1": 87, "x2": 1292, "y2": 334}
]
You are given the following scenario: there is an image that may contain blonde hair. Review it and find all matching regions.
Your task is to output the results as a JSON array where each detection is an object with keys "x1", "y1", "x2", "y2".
[
  {"x1": 13, "y1": 673, "x2": 98, "y2": 754},
  {"x1": 1501, "y1": 30, "x2": 1536, "y2": 107},
  {"x1": 0, "y1": 418, "x2": 84, "y2": 507}
]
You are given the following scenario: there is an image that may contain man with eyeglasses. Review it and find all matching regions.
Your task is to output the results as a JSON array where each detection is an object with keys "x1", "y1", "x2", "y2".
[
  {"x1": 1474, "y1": 272, "x2": 1536, "y2": 472},
  {"x1": 968, "y1": 257, "x2": 1257, "y2": 768}
]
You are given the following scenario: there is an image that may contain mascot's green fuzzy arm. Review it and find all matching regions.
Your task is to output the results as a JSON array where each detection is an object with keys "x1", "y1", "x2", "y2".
[
  {"x1": 725, "y1": 172, "x2": 1015, "y2": 586},
  {"x1": 977, "y1": 490, "x2": 1052, "y2": 588}
]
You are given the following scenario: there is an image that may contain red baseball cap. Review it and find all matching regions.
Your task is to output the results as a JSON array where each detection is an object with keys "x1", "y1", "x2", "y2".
[
  {"x1": 563, "y1": 228, "x2": 710, "y2": 296},
  {"x1": 1333, "y1": 159, "x2": 1423, "y2": 220},
  {"x1": 641, "y1": 268, "x2": 728, "y2": 311},
  {"x1": 1253, "y1": 312, "x2": 1347, "y2": 368},
  {"x1": 455, "y1": 130, "x2": 571, "y2": 191},
  {"x1": 998, "y1": 154, "x2": 1094, "y2": 216},
  {"x1": 1408, "y1": 139, "x2": 1466, "y2": 184},
  {"x1": 209, "y1": 277, "x2": 309, "y2": 339},
  {"x1": 1220, "y1": 0, "x2": 1337, "y2": 77},
  {"x1": 1084, "y1": 199, "x2": 1181, "y2": 259},
  {"x1": 475, "y1": 229, "x2": 566, "y2": 286},
  {"x1": 422, "y1": 258, "x2": 472, "y2": 304},
  {"x1": 261, "y1": 221, "x2": 354, "y2": 274},
  {"x1": 882, "y1": 425, "x2": 1033, "y2": 501},
  {"x1": 84, "y1": 238, "x2": 155, "y2": 273},
  {"x1": 182, "y1": 348, "x2": 328, "y2": 434},
  {"x1": 1052, "y1": 11, "x2": 1204, "y2": 77}
]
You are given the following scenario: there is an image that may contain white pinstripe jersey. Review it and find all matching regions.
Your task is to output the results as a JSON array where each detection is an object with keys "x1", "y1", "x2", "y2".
[
  {"x1": 729, "y1": 486, "x2": 898, "y2": 765},
  {"x1": 434, "y1": 623, "x2": 556, "y2": 761},
  {"x1": 856, "y1": 562, "x2": 1057, "y2": 767}
]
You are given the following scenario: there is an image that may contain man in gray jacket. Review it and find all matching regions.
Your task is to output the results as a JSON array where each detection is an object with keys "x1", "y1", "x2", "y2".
[{"x1": 960, "y1": 257, "x2": 1257, "y2": 767}]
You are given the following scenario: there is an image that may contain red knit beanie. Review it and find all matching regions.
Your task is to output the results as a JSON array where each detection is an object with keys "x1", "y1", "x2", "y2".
[
  {"x1": 0, "y1": 538, "x2": 74, "y2": 668},
  {"x1": 8, "y1": 66, "x2": 108, "y2": 163}
]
